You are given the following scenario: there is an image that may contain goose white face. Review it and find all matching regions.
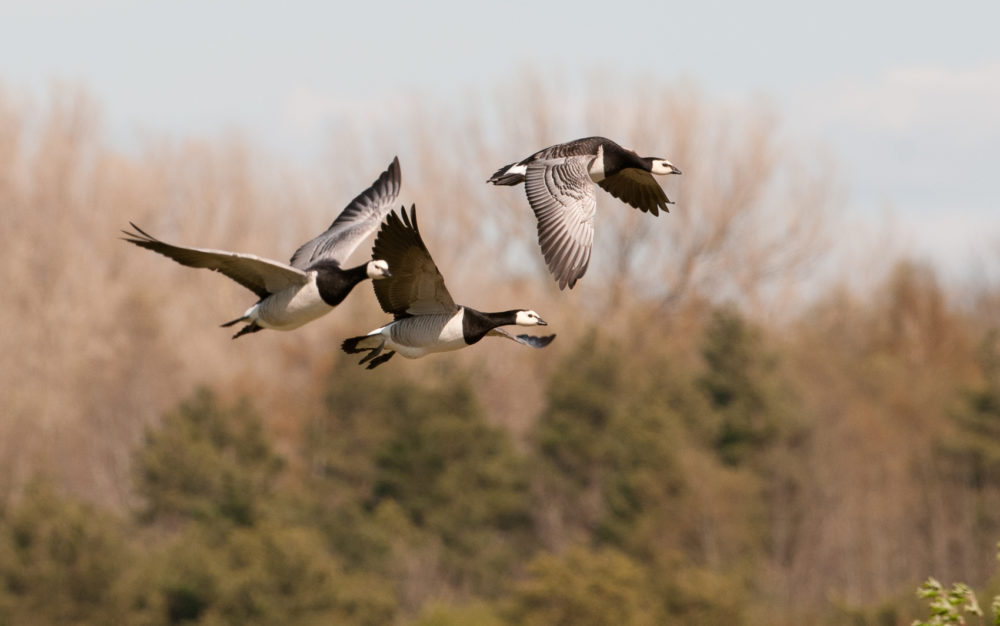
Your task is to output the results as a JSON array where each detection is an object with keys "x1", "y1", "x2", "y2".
[
  {"x1": 515, "y1": 310, "x2": 547, "y2": 326},
  {"x1": 650, "y1": 159, "x2": 682, "y2": 176},
  {"x1": 367, "y1": 259, "x2": 391, "y2": 280}
]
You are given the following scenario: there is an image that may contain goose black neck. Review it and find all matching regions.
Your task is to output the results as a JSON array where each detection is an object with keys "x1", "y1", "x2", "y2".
[
  {"x1": 603, "y1": 144, "x2": 650, "y2": 175},
  {"x1": 462, "y1": 308, "x2": 519, "y2": 345},
  {"x1": 313, "y1": 260, "x2": 369, "y2": 306}
]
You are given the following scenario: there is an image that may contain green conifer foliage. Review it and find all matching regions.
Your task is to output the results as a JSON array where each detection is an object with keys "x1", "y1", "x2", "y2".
[
  {"x1": 696, "y1": 306, "x2": 793, "y2": 465},
  {"x1": 0, "y1": 481, "x2": 130, "y2": 625},
  {"x1": 308, "y1": 360, "x2": 535, "y2": 596},
  {"x1": 508, "y1": 546, "x2": 659, "y2": 626},
  {"x1": 135, "y1": 387, "x2": 285, "y2": 526}
]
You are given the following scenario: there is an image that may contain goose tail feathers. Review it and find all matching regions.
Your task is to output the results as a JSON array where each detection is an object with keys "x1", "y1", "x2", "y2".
[
  {"x1": 220, "y1": 316, "x2": 247, "y2": 328},
  {"x1": 341, "y1": 334, "x2": 380, "y2": 354},
  {"x1": 487, "y1": 162, "x2": 525, "y2": 186}
]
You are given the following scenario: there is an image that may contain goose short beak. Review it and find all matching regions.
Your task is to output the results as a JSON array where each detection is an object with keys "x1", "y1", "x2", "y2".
[
  {"x1": 537, "y1": 318, "x2": 548, "y2": 326},
  {"x1": 672, "y1": 167, "x2": 683, "y2": 175}
]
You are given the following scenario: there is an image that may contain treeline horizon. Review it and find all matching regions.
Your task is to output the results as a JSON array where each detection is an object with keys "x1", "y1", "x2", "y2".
[{"x1": 1, "y1": 75, "x2": 998, "y2": 625}]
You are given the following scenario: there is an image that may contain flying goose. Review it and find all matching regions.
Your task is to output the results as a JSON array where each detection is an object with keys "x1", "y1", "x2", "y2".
[
  {"x1": 342, "y1": 205, "x2": 554, "y2": 369},
  {"x1": 122, "y1": 157, "x2": 401, "y2": 338},
  {"x1": 488, "y1": 136, "x2": 682, "y2": 289}
]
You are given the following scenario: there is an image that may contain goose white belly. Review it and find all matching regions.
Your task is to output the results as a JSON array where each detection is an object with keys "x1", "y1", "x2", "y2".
[
  {"x1": 249, "y1": 275, "x2": 333, "y2": 331},
  {"x1": 379, "y1": 312, "x2": 467, "y2": 358}
]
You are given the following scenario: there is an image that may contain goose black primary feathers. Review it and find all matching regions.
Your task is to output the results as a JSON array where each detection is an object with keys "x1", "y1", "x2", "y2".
[{"x1": 370, "y1": 207, "x2": 456, "y2": 318}]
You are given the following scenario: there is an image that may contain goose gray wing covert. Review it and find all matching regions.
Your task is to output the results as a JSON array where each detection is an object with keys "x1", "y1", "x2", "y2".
[
  {"x1": 523, "y1": 157, "x2": 597, "y2": 290},
  {"x1": 597, "y1": 167, "x2": 672, "y2": 215},
  {"x1": 371, "y1": 206, "x2": 456, "y2": 318},
  {"x1": 122, "y1": 223, "x2": 309, "y2": 298},
  {"x1": 532, "y1": 136, "x2": 605, "y2": 160},
  {"x1": 289, "y1": 157, "x2": 401, "y2": 269}
]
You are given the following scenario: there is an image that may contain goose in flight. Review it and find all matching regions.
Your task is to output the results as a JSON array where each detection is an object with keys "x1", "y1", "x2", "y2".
[
  {"x1": 488, "y1": 136, "x2": 681, "y2": 289},
  {"x1": 342, "y1": 205, "x2": 554, "y2": 369},
  {"x1": 122, "y1": 157, "x2": 401, "y2": 338}
]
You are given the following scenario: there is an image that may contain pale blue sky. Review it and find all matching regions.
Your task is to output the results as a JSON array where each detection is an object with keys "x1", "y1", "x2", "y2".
[{"x1": 2, "y1": 0, "x2": 998, "y2": 276}]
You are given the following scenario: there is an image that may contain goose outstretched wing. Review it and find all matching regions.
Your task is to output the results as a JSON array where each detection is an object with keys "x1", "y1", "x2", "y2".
[
  {"x1": 487, "y1": 327, "x2": 556, "y2": 349},
  {"x1": 289, "y1": 157, "x2": 401, "y2": 269},
  {"x1": 122, "y1": 223, "x2": 309, "y2": 298},
  {"x1": 598, "y1": 167, "x2": 672, "y2": 215},
  {"x1": 523, "y1": 157, "x2": 597, "y2": 290},
  {"x1": 370, "y1": 205, "x2": 456, "y2": 318}
]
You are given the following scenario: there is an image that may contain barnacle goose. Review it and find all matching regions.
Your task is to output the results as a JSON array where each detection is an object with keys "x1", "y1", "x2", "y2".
[
  {"x1": 122, "y1": 157, "x2": 401, "y2": 338},
  {"x1": 342, "y1": 205, "x2": 554, "y2": 369},
  {"x1": 488, "y1": 136, "x2": 681, "y2": 289}
]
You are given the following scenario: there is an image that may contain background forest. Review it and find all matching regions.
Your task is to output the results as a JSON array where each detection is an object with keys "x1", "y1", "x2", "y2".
[{"x1": 1, "y1": 74, "x2": 999, "y2": 625}]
